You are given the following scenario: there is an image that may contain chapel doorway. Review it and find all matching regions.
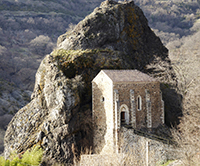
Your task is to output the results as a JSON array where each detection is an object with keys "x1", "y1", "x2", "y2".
[{"x1": 120, "y1": 104, "x2": 129, "y2": 126}]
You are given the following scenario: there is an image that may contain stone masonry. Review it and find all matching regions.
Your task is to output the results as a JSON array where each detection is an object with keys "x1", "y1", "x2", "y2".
[{"x1": 92, "y1": 70, "x2": 164, "y2": 154}]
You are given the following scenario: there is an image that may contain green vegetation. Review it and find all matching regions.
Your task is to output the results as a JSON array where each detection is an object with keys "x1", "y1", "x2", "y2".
[
  {"x1": 0, "y1": 145, "x2": 43, "y2": 166},
  {"x1": 52, "y1": 48, "x2": 122, "y2": 79},
  {"x1": 160, "y1": 160, "x2": 174, "y2": 166}
]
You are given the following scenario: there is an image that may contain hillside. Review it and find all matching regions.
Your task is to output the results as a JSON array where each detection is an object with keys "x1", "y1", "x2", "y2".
[
  {"x1": 0, "y1": 0, "x2": 104, "y2": 128},
  {"x1": 135, "y1": 0, "x2": 200, "y2": 42},
  {"x1": 0, "y1": 0, "x2": 103, "y2": 90}
]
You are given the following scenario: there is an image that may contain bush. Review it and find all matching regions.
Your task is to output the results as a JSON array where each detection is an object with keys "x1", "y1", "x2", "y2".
[{"x1": 0, "y1": 145, "x2": 43, "y2": 166}]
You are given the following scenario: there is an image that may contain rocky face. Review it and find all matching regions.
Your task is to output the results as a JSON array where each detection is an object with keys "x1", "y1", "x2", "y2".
[
  {"x1": 58, "y1": 0, "x2": 169, "y2": 73},
  {"x1": 4, "y1": 0, "x2": 181, "y2": 165}
]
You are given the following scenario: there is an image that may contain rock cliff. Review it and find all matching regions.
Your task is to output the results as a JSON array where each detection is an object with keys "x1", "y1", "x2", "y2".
[{"x1": 4, "y1": 0, "x2": 181, "y2": 165}]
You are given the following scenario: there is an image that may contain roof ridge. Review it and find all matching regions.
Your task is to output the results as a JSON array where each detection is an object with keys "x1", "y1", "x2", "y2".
[{"x1": 101, "y1": 69, "x2": 156, "y2": 82}]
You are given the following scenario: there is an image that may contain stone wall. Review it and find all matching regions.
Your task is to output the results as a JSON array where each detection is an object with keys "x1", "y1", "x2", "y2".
[
  {"x1": 120, "y1": 127, "x2": 178, "y2": 166},
  {"x1": 80, "y1": 154, "x2": 124, "y2": 166},
  {"x1": 113, "y1": 81, "x2": 163, "y2": 129},
  {"x1": 80, "y1": 127, "x2": 179, "y2": 166},
  {"x1": 92, "y1": 71, "x2": 115, "y2": 154}
]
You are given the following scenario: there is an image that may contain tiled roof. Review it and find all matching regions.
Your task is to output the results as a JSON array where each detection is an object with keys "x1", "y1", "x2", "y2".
[{"x1": 102, "y1": 70, "x2": 156, "y2": 82}]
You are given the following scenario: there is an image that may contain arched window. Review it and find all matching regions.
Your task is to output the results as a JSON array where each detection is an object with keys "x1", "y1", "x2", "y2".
[
  {"x1": 120, "y1": 104, "x2": 129, "y2": 125},
  {"x1": 121, "y1": 106, "x2": 126, "y2": 124},
  {"x1": 121, "y1": 111, "x2": 125, "y2": 124},
  {"x1": 137, "y1": 96, "x2": 142, "y2": 111}
]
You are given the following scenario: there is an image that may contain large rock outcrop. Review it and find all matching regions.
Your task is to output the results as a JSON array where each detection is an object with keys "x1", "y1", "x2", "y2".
[{"x1": 4, "y1": 1, "x2": 181, "y2": 165}]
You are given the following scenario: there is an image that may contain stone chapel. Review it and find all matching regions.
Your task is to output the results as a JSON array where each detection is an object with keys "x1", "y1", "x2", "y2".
[{"x1": 92, "y1": 70, "x2": 164, "y2": 154}]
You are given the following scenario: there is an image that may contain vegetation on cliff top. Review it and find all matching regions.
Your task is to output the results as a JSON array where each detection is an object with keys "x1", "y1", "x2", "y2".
[{"x1": 52, "y1": 48, "x2": 122, "y2": 78}]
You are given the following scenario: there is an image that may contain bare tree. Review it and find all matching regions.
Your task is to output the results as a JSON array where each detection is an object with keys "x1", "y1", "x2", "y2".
[{"x1": 29, "y1": 35, "x2": 55, "y2": 55}]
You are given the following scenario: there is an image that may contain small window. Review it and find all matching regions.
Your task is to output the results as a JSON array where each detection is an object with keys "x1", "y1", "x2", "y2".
[
  {"x1": 101, "y1": 96, "x2": 105, "y2": 102},
  {"x1": 137, "y1": 96, "x2": 142, "y2": 111}
]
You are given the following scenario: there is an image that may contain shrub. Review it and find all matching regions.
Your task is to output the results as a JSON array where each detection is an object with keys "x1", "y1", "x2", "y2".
[{"x1": 0, "y1": 145, "x2": 43, "y2": 166}]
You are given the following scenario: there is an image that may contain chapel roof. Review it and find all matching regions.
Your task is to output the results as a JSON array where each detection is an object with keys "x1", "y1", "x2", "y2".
[{"x1": 102, "y1": 69, "x2": 156, "y2": 82}]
